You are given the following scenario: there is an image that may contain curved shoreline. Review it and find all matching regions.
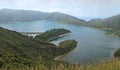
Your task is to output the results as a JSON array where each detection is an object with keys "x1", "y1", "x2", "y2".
[
  {"x1": 54, "y1": 46, "x2": 77, "y2": 61},
  {"x1": 48, "y1": 33, "x2": 71, "y2": 41}
]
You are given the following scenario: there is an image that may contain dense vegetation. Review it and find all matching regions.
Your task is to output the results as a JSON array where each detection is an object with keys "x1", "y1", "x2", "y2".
[
  {"x1": 55, "y1": 40, "x2": 77, "y2": 55},
  {"x1": 35, "y1": 28, "x2": 71, "y2": 41},
  {"x1": 0, "y1": 27, "x2": 77, "y2": 68},
  {"x1": 114, "y1": 49, "x2": 120, "y2": 57},
  {"x1": 0, "y1": 27, "x2": 57, "y2": 67}
]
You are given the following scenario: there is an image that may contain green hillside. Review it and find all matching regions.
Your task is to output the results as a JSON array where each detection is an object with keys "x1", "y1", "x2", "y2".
[
  {"x1": 46, "y1": 12, "x2": 87, "y2": 25},
  {"x1": 89, "y1": 14, "x2": 120, "y2": 31},
  {"x1": 0, "y1": 27, "x2": 57, "y2": 66},
  {"x1": 35, "y1": 28, "x2": 71, "y2": 41},
  {"x1": 0, "y1": 27, "x2": 77, "y2": 68}
]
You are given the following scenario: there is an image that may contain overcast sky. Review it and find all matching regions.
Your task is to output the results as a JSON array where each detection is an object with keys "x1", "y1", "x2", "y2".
[{"x1": 0, "y1": 0, "x2": 120, "y2": 19}]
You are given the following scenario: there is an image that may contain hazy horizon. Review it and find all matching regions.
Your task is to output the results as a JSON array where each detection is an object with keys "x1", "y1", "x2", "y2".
[{"x1": 0, "y1": 0, "x2": 120, "y2": 20}]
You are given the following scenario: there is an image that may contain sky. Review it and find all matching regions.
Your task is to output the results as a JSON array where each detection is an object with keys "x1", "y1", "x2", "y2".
[{"x1": 0, "y1": 0, "x2": 120, "y2": 19}]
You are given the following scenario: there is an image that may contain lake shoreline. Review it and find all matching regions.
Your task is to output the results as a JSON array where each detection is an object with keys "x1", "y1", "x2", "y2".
[
  {"x1": 48, "y1": 33, "x2": 71, "y2": 42},
  {"x1": 54, "y1": 46, "x2": 77, "y2": 62},
  {"x1": 1, "y1": 20, "x2": 120, "y2": 64}
]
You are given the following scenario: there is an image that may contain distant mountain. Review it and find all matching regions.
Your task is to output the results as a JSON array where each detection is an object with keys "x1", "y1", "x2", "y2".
[
  {"x1": 88, "y1": 18, "x2": 103, "y2": 27},
  {"x1": 0, "y1": 9, "x2": 87, "y2": 25},
  {"x1": 89, "y1": 14, "x2": 120, "y2": 31},
  {"x1": 102, "y1": 14, "x2": 120, "y2": 30},
  {"x1": 46, "y1": 12, "x2": 87, "y2": 25},
  {"x1": 0, "y1": 8, "x2": 49, "y2": 22}
]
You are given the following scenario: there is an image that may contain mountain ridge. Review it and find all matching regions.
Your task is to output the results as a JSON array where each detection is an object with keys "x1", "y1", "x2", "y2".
[
  {"x1": 89, "y1": 14, "x2": 120, "y2": 31},
  {"x1": 0, "y1": 9, "x2": 87, "y2": 25}
]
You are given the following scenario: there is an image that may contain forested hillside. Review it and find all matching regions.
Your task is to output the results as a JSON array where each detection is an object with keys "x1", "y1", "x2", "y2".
[
  {"x1": 89, "y1": 14, "x2": 120, "y2": 31},
  {"x1": 0, "y1": 27, "x2": 77, "y2": 68},
  {"x1": 0, "y1": 27, "x2": 57, "y2": 66},
  {"x1": 35, "y1": 28, "x2": 71, "y2": 41}
]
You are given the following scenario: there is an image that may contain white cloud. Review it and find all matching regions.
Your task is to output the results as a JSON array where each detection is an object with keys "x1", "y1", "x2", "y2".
[{"x1": 0, "y1": 0, "x2": 120, "y2": 18}]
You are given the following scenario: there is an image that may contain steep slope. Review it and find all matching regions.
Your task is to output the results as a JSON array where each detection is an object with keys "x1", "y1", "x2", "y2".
[
  {"x1": 0, "y1": 8, "x2": 49, "y2": 22},
  {"x1": 0, "y1": 27, "x2": 57, "y2": 66},
  {"x1": 88, "y1": 18, "x2": 103, "y2": 27},
  {"x1": 102, "y1": 14, "x2": 120, "y2": 30},
  {"x1": 89, "y1": 14, "x2": 120, "y2": 31},
  {"x1": 46, "y1": 12, "x2": 87, "y2": 25},
  {"x1": 0, "y1": 9, "x2": 87, "y2": 25},
  {"x1": 0, "y1": 27, "x2": 78, "y2": 67}
]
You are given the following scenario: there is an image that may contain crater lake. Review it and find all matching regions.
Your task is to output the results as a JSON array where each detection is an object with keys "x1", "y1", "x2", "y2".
[{"x1": 0, "y1": 20, "x2": 120, "y2": 64}]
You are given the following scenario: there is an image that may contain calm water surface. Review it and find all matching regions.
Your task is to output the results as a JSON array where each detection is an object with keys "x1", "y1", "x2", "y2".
[{"x1": 0, "y1": 20, "x2": 120, "y2": 64}]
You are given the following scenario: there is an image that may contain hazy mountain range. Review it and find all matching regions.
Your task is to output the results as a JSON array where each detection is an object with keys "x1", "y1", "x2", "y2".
[
  {"x1": 0, "y1": 9, "x2": 87, "y2": 25},
  {"x1": 89, "y1": 14, "x2": 120, "y2": 31},
  {"x1": 0, "y1": 9, "x2": 120, "y2": 31}
]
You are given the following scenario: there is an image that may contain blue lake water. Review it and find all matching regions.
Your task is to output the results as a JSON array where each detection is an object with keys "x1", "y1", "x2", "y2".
[{"x1": 0, "y1": 20, "x2": 120, "y2": 64}]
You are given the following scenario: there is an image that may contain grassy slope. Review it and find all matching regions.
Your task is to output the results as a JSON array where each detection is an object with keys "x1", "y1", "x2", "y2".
[{"x1": 1, "y1": 58, "x2": 120, "y2": 70}]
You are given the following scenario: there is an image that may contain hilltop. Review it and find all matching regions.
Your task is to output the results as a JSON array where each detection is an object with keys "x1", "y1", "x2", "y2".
[{"x1": 0, "y1": 9, "x2": 87, "y2": 25}]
